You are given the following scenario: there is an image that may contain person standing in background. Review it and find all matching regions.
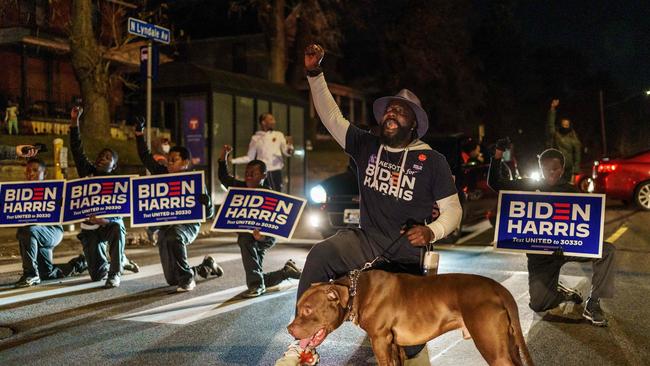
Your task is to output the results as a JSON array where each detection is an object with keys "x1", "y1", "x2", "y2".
[
  {"x1": 547, "y1": 99, "x2": 582, "y2": 183},
  {"x1": 230, "y1": 113, "x2": 294, "y2": 192},
  {"x1": 4, "y1": 100, "x2": 19, "y2": 135}
]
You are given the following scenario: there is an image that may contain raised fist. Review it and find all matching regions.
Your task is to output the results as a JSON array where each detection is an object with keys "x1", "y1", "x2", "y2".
[
  {"x1": 134, "y1": 116, "x2": 146, "y2": 134},
  {"x1": 70, "y1": 106, "x2": 83, "y2": 126},
  {"x1": 550, "y1": 99, "x2": 560, "y2": 110},
  {"x1": 220, "y1": 145, "x2": 232, "y2": 160},
  {"x1": 304, "y1": 44, "x2": 324, "y2": 72}
]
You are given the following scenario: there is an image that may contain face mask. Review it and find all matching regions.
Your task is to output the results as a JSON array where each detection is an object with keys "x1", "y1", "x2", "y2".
[
  {"x1": 502, "y1": 149, "x2": 511, "y2": 162},
  {"x1": 161, "y1": 144, "x2": 170, "y2": 154},
  {"x1": 558, "y1": 127, "x2": 572, "y2": 135}
]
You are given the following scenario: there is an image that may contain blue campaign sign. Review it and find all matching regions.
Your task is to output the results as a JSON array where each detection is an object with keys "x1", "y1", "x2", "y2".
[
  {"x1": 0, "y1": 180, "x2": 65, "y2": 227},
  {"x1": 212, "y1": 188, "x2": 307, "y2": 240},
  {"x1": 63, "y1": 176, "x2": 133, "y2": 224},
  {"x1": 494, "y1": 190, "x2": 606, "y2": 258},
  {"x1": 130, "y1": 171, "x2": 205, "y2": 227},
  {"x1": 127, "y1": 17, "x2": 171, "y2": 44}
]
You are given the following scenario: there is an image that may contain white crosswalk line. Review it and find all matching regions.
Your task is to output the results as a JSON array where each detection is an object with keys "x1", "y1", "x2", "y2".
[
  {"x1": 113, "y1": 280, "x2": 298, "y2": 324},
  {"x1": 0, "y1": 253, "x2": 242, "y2": 306},
  {"x1": 0, "y1": 248, "x2": 153, "y2": 275},
  {"x1": 425, "y1": 272, "x2": 586, "y2": 365}
]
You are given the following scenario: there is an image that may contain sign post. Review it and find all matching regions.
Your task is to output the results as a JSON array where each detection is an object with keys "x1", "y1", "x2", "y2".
[{"x1": 127, "y1": 17, "x2": 171, "y2": 149}]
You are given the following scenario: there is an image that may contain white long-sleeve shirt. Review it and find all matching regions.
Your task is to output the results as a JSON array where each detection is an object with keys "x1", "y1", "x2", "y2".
[
  {"x1": 308, "y1": 73, "x2": 462, "y2": 243},
  {"x1": 231, "y1": 130, "x2": 293, "y2": 171}
]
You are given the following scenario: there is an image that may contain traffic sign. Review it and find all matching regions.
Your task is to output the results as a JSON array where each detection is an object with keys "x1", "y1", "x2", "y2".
[{"x1": 128, "y1": 17, "x2": 170, "y2": 44}]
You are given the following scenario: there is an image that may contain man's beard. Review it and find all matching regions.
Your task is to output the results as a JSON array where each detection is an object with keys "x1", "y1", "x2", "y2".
[
  {"x1": 558, "y1": 126, "x2": 572, "y2": 135},
  {"x1": 379, "y1": 122, "x2": 414, "y2": 147}
]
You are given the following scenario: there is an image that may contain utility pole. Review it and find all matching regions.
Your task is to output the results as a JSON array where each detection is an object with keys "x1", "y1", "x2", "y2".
[
  {"x1": 146, "y1": 40, "x2": 153, "y2": 149},
  {"x1": 599, "y1": 90, "x2": 607, "y2": 156}
]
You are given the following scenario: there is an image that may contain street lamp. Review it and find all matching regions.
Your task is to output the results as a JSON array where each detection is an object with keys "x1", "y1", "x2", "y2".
[{"x1": 598, "y1": 89, "x2": 650, "y2": 156}]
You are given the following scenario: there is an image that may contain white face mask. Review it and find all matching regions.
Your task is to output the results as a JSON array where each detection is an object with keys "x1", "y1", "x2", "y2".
[
  {"x1": 502, "y1": 149, "x2": 511, "y2": 162},
  {"x1": 161, "y1": 144, "x2": 170, "y2": 154}
]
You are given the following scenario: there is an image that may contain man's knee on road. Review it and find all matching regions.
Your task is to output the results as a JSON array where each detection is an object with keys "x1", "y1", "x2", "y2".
[
  {"x1": 104, "y1": 222, "x2": 125, "y2": 240},
  {"x1": 16, "y1": 226, "x2": 37, "y2": 242}
]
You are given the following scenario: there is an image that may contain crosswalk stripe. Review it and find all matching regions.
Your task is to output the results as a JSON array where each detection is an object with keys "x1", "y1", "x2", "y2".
[
  {"x1": 113, "y1": 280, "x2": 298, "y2": 325},
  {"x1": 0, "y1": 253, "x2": 242, "y2": 307}
]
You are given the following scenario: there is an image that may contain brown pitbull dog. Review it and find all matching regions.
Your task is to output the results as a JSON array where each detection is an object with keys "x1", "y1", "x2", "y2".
[{"x1": 287, "y1": 270, "x2": 534, "y2": 366}]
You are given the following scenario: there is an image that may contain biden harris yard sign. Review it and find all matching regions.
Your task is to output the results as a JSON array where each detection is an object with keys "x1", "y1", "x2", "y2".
[
  {"x1": 63, "y1": 176, "x2": 133, "y2": 224},
  {"x1": 0, "y1": 180, "x2": 65, "y2": 226},
  {"x1": 130, "y1": 171, "x2": 205, "y2": 227},
  {"x1": 494, "y1": 191, "x2": 606, "y2": 258},
  {"x1": 212, "y1": 188, "x2": 307, "y2": 240}
]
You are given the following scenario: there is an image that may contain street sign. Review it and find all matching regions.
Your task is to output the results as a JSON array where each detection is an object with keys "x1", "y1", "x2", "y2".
[{"x1": 127, "y1": 17, "x2": 170, "y2": 44}]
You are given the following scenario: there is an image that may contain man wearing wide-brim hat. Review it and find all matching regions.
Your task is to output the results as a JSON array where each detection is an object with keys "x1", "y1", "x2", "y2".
[{"x1": 275, "y1": 44, "x2": 463, "y2": 366}]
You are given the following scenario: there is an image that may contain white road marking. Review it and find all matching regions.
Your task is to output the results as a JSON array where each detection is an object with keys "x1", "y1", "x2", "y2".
[
  {"x1": 0, "y1": 248, "x2": 154, "y2": 275},
  {"x1": 0, "y1": 254, "x2": 242, "y2": 306},
  {"x1": 425, "y1": 272, "x2": 585, "y2": 365},
  {"x1": 457, "y1": 220, "x2": 493, "y2": 244},
  {"x1": 113, "y1": 280, "x2": 298, "y2": 325}
]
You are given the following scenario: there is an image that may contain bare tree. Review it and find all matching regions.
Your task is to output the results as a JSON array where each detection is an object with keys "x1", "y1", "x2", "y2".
[
  {"x1": 69, "y1": 0, "x2": 113, "y2": 137},
  {"x1": 231, "y1": 0, "x2": 342, "y2": 84}
]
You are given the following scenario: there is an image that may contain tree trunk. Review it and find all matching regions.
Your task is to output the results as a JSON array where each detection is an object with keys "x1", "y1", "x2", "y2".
[
  {"x1": 268, "y1": 0, "x2": 287, "y2": 83},
  {"x1": 69, "y1": 0, "x2": 112, "y2": 139}
]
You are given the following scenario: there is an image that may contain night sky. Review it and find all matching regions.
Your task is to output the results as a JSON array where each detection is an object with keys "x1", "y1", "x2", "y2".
[{"x1": 516, "y1": 1, "x2": 650, "y2": 93}]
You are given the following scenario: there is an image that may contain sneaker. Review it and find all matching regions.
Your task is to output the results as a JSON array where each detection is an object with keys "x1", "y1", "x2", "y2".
[
  {"x1": 283, "y1": 259, "x2": 302, "y2": 280},
  {"x1": 197, "y1": 256, "x2": 224, "y2": 279},
  {"x1": 123, "y1": 258, "x2": 140, "y2": 273},
  {"x1": 14, "y1": 275, "x2": 41, "y2": 288},
  {"x1": 66, "y1": 254, "x2": 88, "y2": 276},
  {"x1": 557, "y1": 282, "x2": 583, "y2": 304},
  {"x1": 104, "y1": 273, "x2": 121, "y2": 288},
  {"x1": 582, "y1": 297, "x2": 608, "y2": 327},
  {"x1": 242, "y1": 285, "x2": 266, "y2": 298},
  {"x1": 275, "y1": 341, "x2": 320, "y2": 366},
  {"x1": 176, "y1": 279, "x2": 196, "y2": 292}
]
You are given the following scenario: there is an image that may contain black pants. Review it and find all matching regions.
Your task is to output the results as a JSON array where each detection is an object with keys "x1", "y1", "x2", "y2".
[
  {"x1": 157, "y1": 223, "x2": 201, "y2": 286},
  {"x1": 298, "y1": 229, "x2": 425, "y2": 358},
  {"x1": 17, "y1": 225, "x2": 64, "y2": 279},
  {"x1": 237, "y1": 233, "x2": 287, "y2": 289},
  {"x1": 527, "y1": 242, "x2": 616, "y2": 312},
  {"x1": 78, "y1": 221, "x2": 126, "y2": 281},
  {"x1": 267, "y1": 169, "x2": 283, "y2": 192}
]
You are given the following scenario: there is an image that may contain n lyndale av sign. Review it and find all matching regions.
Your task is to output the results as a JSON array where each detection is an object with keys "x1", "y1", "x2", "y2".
[{"x1": 128, "y1": 17, "x2": 170, "y2": 44}]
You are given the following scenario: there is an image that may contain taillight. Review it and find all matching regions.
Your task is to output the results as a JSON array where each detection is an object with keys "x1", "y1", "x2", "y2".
[{"x1": 597, "y1": 163, "x2": 618, "y2": 173}]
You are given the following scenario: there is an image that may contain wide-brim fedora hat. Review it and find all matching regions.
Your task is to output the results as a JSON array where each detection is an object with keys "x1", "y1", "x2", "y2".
[{"x1": 373, "y1": 89, "x2": 429, "y2": 138}]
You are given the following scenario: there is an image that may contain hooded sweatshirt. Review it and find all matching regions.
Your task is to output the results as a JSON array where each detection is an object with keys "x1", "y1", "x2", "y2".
[
  {"x1": 231, "y1": 130, "x2": 293, "y2": 171},
  {"x1": 308, "y1": 74, "x2": 462, "y2": 259}
]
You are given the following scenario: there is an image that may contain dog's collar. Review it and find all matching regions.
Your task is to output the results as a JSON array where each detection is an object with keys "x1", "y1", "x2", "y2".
[{"x1": 346, "y1": 269, "x2": 363, "y2": 323}]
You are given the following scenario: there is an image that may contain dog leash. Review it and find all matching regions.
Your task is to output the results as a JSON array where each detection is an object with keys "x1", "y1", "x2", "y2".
[{"x1": 344, "y1": 231, "x2": 409, "y2": 323}]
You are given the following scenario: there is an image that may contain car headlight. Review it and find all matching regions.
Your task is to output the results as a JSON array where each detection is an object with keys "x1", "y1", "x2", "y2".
[
  {"x1": 308, "y1": 212, "x2": 322, "y2": 228},
  {"x1": 529, "y1": 171, "x2": 541, "y2": 181},
  {"x1": 310, "y1": 185, "x2": 327, "y2": 203}
]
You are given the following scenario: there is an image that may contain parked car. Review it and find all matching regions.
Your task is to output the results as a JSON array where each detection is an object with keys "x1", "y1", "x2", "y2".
[
  {"x1": 306, "y1": 133, "x2": 497, "y2": 241},
  {"x1": 592, "y1": 149, "x2": 650, "y2": 210}
]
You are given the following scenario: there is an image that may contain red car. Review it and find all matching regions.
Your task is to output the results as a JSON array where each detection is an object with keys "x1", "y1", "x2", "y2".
[{"x1": 592, "y1": 149, "x2": 650, "y2": 210}]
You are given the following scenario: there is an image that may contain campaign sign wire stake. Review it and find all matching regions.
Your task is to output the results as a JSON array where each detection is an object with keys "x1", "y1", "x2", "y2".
[
  {"x1": 130, "y1": 171, "x2": 205, "y2": 227},
  {"x1": 212, "y1": 187, "x2": 306, "y2": 240},
  {"x1": 63, "y1": 175, "x2": 133, "y2": 224},
  {"x1": 494, "y1": 191, "x2": 606, "y2": 258},
  {"x1": 0, "y1": 180, "x2": 65, "y2": 227}
]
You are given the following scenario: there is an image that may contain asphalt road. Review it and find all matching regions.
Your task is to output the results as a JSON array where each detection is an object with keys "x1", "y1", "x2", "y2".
[{"x1": 0, "y1": 203, "x2": 648, "y2": 365}]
